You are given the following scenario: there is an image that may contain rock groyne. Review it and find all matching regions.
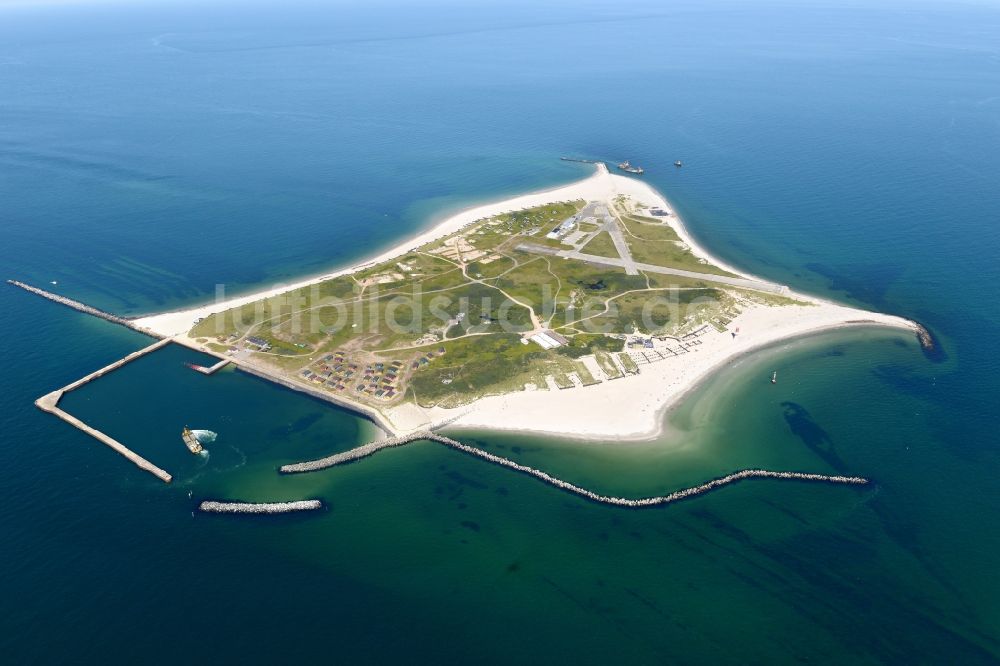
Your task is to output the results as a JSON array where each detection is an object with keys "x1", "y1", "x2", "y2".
[
  {"x1": 198, "y1": 500, "x2": 324, "y2": 514},
  {"x1": 430, "y1": 434, "x2": 868, "y2": 507},
  {"x1": 7, "y1": 279, "x2": 161, "y2": 338},
  {"x1": 280, "y1": 431, "x2": 433, "y2": 473},
  {"x1": 913, "y1": 321, "x2": 945, "y2": 362},
  {"x1": 282, "y1": 432, "x2": 869, "y2": 507}
]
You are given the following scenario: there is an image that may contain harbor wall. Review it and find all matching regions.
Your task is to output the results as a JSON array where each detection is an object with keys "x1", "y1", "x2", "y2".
[
  {"x1": 34, "y1": 338, "x2": 175, "y2": 483},
  {"x1": 35, "y1": 395, "x2": 173, "y2": 483}
]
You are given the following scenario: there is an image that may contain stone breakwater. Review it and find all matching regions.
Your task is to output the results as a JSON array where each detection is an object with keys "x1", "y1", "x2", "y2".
[
  {"x1": 280, "y1": 431, "x2": 433, "y2": 472},
  {"x1": 429, "y1": 434, "x2": 868, "y2": 506},
  {"x1": 282, "y1": 432, "x2": 869, "y2": 507},
  {"x1": 198, "y1": 500, "x2": 323, "y2": 514},
  {"x1": 7, "y1": 279, "x2": 161, "y2": 338}
]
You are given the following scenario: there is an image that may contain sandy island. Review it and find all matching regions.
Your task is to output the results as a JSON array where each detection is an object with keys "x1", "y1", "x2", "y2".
[{"x1": 134, "y1": 164, "x2": 917, "y2": 440}]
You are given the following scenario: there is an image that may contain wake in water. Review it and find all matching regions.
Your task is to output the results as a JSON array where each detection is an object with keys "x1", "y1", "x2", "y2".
[{"x1": 190, "y1": 429, "x2": 217, "y2": 444}]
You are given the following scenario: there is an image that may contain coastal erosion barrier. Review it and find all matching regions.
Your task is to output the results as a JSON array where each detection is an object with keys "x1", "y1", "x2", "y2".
[
  {"x1": 560, "y1": 157, "x2": 603, "y2": 164},
  {"x1": 199, "y1": 500, "x2": 323, "y2": 514},
  {"x1": 281, "y1": 432, "x2": 869, "y2": 507},
  {"x1": 433, "y1": 434, "x2": 868, "y2": 507},
  {"x1": 34, "y1": 338, "x2": 174, "y2": 483},
  {"x1": 7, "y1": 280, "x2": 162, "y2": 339},
  {"x1": 280, "y1": 431, "x2": 433, "y2": 473},
  {"x1": 914, "y1": 322, "x2": 944, "y2": 362}
]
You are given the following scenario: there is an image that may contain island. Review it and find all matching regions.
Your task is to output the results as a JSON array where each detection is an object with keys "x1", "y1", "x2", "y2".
[{"x1": 134, "y1": 163, "x2": 917, "y2": 440}]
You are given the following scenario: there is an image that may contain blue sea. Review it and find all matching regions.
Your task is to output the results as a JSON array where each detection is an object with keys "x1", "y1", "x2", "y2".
[{"x1": 2, "y1": 1, "x2": 999, "y2": 662}]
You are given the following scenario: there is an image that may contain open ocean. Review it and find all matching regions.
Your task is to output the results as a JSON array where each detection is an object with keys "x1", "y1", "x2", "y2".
[{"x1": 2, "y1": 1, "x2": 999, "y2": 662}]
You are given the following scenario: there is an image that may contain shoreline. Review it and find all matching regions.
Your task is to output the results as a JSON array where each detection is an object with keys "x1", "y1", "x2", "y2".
[
  {"x1": 134, "y1": 163, "x2": 919, "y2": 441},
  {"x1": 443, "y1": 318, "x2": 912, "y2": 443},
  {"x1": 133, "y1": 165, "x2": 608, "y2": 337}
]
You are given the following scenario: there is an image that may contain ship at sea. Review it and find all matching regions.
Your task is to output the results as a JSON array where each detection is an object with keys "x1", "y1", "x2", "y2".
[
  {"x1": 617, "y1": 160, "x2": 644, "y2": 174},
  {"x1": 181, "y1": 426, "x2": 205, "y2": 454}
]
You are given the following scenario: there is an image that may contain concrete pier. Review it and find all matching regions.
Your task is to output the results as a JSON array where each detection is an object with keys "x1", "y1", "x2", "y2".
[
  {"x1": 34, "y1": 338, "x2": 175, "y2": 483},
  {"x1": 185, "y1": 359, "x2": 231, "y2": 375},
  {"x1": 7, "y1": 279, "x2": 161, "y2": 339},
  {"x1": 281, "y1": 432, "x2": 869, "y2": 507},
  {"x1": 199, "y1": 500, "x2": 323, "y2": 514}
]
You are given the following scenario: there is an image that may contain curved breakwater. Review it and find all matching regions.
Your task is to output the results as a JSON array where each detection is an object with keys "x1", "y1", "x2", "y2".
[
  {"x1": 430, "y1": 434, "x2": 868, "y2": 506},
  {"x1": 281, "y1": 432, "x2": 869, "y2": 507},
  {"x1": 199, "y1": 500, "x2": 324, "y2": 514}
]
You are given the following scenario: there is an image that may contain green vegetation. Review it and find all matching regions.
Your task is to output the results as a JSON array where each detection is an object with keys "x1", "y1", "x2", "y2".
[
  {"x1": 465, "y1": 255, "x2": 515, "y2": 280},
  {"x1": 580, "y1": 231, "x2": 620, "y2": 259},
  {"x1": 623, "y1": 233, "x2": 736, "y2": 277},
  {"x1": 463, "y1": 200, "x2": 584, "y2": 252},
  {"x1": 615, "y1": 215, "x2": 736, "y2": 276},
  {"x1": 620, "y1": 216, "x2": 680, "y2": 242},
  {"x1": 617, "y1": 353, "x2": 639, "y2": 374},
  {"x1": 595, "y1": 350, "x2": 623, "y2": 379},
  {"x1": 187, "y1": 194, "x2": 797, "y2": 410}
]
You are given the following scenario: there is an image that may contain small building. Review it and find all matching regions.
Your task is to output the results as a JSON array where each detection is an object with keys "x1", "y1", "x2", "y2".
[
  {"x1": 545, "y1": 216, "x2": 578, "y2": 240},
  {"x1": 246, "y1": 336, "x2": 271, "y2": 351},
  {"x1": 529, "y1": 330, "x2": 568, "y2": 350}
]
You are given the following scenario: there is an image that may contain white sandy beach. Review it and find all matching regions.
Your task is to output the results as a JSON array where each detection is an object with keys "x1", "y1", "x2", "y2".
[
  {"x1": 137, "y1": 163, "x2": 917, "y2": 439},
  {"x1": 400, "y1": 301, "x2": 913, "y2": 439}
]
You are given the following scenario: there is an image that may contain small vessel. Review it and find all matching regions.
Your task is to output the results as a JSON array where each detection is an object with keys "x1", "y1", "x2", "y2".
[
  {"x1": 181, "y1": 426, "x2": 204, "y2": 454},
  {"x1": 771, "y1": 371, "x2": 778, "y2": 384},
  {"x1": 674, "y1": 160, "x2": 683, "y2": 167},
  {"x1": 617, "y1": 160, "x2": 644, "y2": 174}
]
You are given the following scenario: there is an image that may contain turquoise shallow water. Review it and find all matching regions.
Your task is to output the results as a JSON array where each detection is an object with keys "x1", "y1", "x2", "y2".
[{"x1": 2, "y1": 1, "x2": 999, "y2": 663}]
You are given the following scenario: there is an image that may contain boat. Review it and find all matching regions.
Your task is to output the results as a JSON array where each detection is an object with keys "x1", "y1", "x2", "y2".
[
  {"x1": 617, "y1": 160, "x2": 644, "y2": 174},
  {"x1": 674, "y1": 160, "x2": 683, "y2": 167},
  {"x1": 181, "y1": 426, "x2": 205, "y2": 454},
  {"x1": 771, "y1": 371, "x2": 777, "y2": 384}
]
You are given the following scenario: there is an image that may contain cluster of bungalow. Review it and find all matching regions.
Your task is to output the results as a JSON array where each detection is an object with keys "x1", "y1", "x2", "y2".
[
  {"x1": 354, "y1": 359, "x2": 405, "y2": 399},
  {"x1": 410, "y1": 346, "x2": 447, "y2": 371}
]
